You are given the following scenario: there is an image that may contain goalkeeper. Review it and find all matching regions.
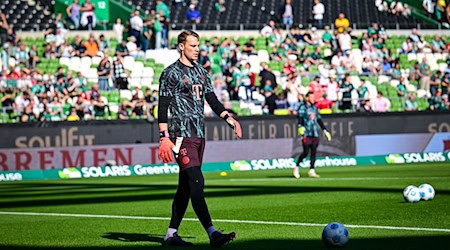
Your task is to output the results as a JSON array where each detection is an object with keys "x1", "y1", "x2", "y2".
[
  {"x1": 293, "y1": 92, "x2": 331, "y2": 178},
  {"x1": 158, "y1": 30, "x2": 242, "y2": 247}
]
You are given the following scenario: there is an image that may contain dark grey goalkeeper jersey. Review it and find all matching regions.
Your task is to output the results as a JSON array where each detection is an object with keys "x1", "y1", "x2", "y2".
[{"x1": 159, "y1": 60, "x2": 214, "y2": 138}]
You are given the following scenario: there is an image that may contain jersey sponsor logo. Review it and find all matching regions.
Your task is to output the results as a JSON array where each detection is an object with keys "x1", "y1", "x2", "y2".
[{"x1": 192, "y1": 84, "x2": 203, "y2": 101}]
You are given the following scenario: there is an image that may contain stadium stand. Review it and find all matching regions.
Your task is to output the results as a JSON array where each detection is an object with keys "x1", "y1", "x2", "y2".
[
  {"x1": 0, "y1": 1, "x2": 449, "y2": 124},
  {"x1": 0, "y1": 0, "x2": 439, "y2": 31}
]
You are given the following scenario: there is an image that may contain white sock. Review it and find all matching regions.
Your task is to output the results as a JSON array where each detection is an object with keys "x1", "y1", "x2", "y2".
[
  {"x1": 164, "y1": 228, "x2": 177, "y2": 241},
  {"x1": 207, "y1": 226, "x2": 216, "y2": 238}
]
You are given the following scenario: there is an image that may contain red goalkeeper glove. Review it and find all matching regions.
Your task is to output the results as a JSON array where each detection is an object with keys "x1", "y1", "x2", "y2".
[{"x1": 158, "y1": 137, "x2": 175, "y2": 163}]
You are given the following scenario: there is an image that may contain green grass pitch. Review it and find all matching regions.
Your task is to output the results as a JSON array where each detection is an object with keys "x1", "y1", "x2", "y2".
[{"x1": 0, "y1": 163, "x2": 449, "y2": 249}]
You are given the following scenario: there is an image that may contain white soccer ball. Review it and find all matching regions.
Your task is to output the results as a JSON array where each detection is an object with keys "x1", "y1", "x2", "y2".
[
  {"x1": 403, "y1": 185, "x2": 421, "y2": 203},
  {"x1": 322, "y1": 222, "x2": 349, "y2": 247},
  {"x1": 419, "y1": 184, "x2": 435, "y2": 201}
]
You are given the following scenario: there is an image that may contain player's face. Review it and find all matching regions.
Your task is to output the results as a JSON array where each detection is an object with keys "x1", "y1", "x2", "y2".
[
  {"x1": 307, "y1": 94, "x2": 315, "y2": 104},
  {"x1": 180, "y1": 35, "x2": 200, "y2": 62}
]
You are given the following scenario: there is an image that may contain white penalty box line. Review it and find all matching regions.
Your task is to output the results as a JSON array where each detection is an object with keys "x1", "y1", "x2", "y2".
[{"x1": 0, "y1": 211, "x2": 449, "y2": 233}]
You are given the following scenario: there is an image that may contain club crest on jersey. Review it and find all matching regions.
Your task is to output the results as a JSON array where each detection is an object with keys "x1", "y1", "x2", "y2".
[{"x1": 183, "y1": 75, "x2": 190, "y2": 83}]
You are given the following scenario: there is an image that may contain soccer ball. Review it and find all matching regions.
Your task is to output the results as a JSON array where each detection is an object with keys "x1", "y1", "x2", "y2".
[
  {"x1": 322, "y1": 222, "x2": 349, "y2": 247},
  {"x1": 403, "y1": 185, "x2": 421, "y2": 203},
  {"x1": 419, "y1": 184, "x2": 435, "y2": 201}
]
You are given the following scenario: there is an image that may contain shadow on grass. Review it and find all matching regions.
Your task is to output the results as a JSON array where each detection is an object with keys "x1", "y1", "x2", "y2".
[
  {"x1": 101, "y1": 232, "x2": 165, "y2": 243},
  {"x1": 2, "y1": 235, "x2": 450, "y2": 249},
  {"x1": 0, "y1": 182, "x2": 449, "y2": 208}
]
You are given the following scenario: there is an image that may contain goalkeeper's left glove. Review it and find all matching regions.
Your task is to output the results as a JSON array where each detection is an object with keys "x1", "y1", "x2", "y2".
[
  {"x1": 323, "y1": 129, "x2": 332, "y2": 141},
  {"x1": 297, "y1": 125, "x2": 305, "y2": 136},
  {"x1": 224, "y1": 114, "x2": 242, "y2": 139}
]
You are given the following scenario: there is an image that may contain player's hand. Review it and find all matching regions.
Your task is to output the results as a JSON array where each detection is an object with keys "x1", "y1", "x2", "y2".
[
  {"x1": 297, "y1": 126, "x2": 305, "y2": 136},
  {"x1": 226, "y1": 116, "x2": 242, "y2": 139},
  {"x1": 323, "y1": 129, "x2": 332, "y2": 141},
  {"x1": 158, "y1": 138, "x2": 175, "y2": 163}
]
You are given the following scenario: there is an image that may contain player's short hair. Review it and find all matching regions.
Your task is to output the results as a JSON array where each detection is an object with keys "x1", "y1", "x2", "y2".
[
  {"x1": 306, "y1": 92, "x2": 314, "y2": 97},
  {"x1": 178, "y1": 30, "x2": 200, "y2": 45}
]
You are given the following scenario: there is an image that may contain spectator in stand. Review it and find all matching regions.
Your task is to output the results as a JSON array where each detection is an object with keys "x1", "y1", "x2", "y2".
[
  {"x1": 286, "y1": 73, "x2": 302, "y2": 110},
  {"x1": 335, "y1": 13, "x2": 350, "y2": 33},
  {"x1": 442, "y1": 72, "x2": 449, "y2": 95},
  {"x1": 400, "y1": 38, "x2": 414, "y2": 54},
  {"x1": 113, "y1": 18, "x2": 124, "y2": 43},
  {"x1": 431, "y1": 35, "x2": 446, "y2": 53},
  {"x1": 358, "y1": 99, "x2": 373, "y2": 112},
  {"x1": 113, "y1": 55, "x2": 129, "y2": 89},
  {"x1": 98, "y1": 34, "x2": 110, "y2": 52},
  {"x1": 156, "y1": 0, "x2": 170, "y2": 48},
  {"x1": 1, "y1": 89, "x2": 15, "y2": 117},
  {"x1": 115, "y1": 40, "x2": 129, "y2": 57},
  {"x1": 309, "y1": 75, "x2": 323, "y2": 101},
  {"x1": 131, "y1": 86, "x2": 145, "y2": 117},
  {"x1": 15, "y1": 42, "x2": 30, "y2": 68},
  {"x1": 89, "y1": 83, "x2": 110, "y2": 117},
  {"x1": 404, "y1": 93, "x2": 418, "y2": 111},
  {"x1": 126, "y1": 36, "x2": 144, "y2": 58},
  {"x1": 259, "y1": 62, "x2": 277, "y2": 91},
  {"x1": 67, "y1": 107, "x2": 80, "y2": 121},
  {"x1": 409, "y1": 62, "x2": 420, "y2": 82},
  {"x1": 0, "y1": 12, "x2": 8, "y2": 46},
  {"x1": 312, "y1": 0, "x2": 325, "y2": 29},
  {"x1": 129, "y1": 11, "x2": 144, "y2": 48},
  {"x1": 275, "y1": 91, "x2": 289, "y2": 110},
  {"x1": 215, "y1": 0, "x2": 226, "y2": 13},
  {"x1": 380, "y1": 57, "x2": 392, "y2": 74},
  {"x1": 429, "y1": 89, "x2": 447, "y2": 110},
  {"x1": 199, "y1": 49, "x2": 211, "y2": 71},
  {"x1": 66, "y1": 0, "x2": 81, "y2": 29},
  {"x1": 338, "y1": 28, "x2": 352, "y2": 53},
  {"x1": 80, "y1": 0, "x2": 96, "y2": 30},
  {"x1": 339, "y1": 74, "x2": 354, "y2": 110},
  {"x1": 422, "y1": 0, "x2": 434, "y2": 17},
  {"x1": 118, "y1": 101, "x2": 130, "y2": 120},
  {"x1": 430, "y1": 70, "x2": 443, "y2": 96},
  {"x1": 241, "y1": 63, "x2": 253, "y2": 101},
  {"x1": 322, "y1": 26, "x2": 334, "y2": 48},
  {"x1": 396, "y1": 77, "x2": 408, "y2": 98},
  {"x1": 279, "y1": 0, "x2": 294, "y2": 29},
  {"x1": 418, "y1": 57, "x2": 431, "y2": 94},
  {"x1": 187, "y1": 4, "x2": 201, "y2": 24},
  {"x1": 357, "y1": 79, "x2": 368, "y2": 103},
  {"x1": 97, "y1": 55, "x2": 111, "y2": 91},
  {"x1": 408, "y1": 28, "x2": 421, "y2": 44},
  {"x1": 315, "y1": 93, "x2": 334, "y2": 112},
  {"x1": 373, "y1": 91, "x2": 391, "y2": 112},
  {"x1": 85, "y1": 34, "x2": 99, "y2": 57}
]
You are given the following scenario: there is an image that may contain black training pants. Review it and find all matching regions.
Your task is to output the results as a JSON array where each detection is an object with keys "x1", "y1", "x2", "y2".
[{"x1": 168, "y1": 167, "x2": 213, "y2": 230}]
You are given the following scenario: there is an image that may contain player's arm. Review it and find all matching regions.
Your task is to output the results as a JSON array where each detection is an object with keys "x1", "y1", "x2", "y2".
[
  {"x1": 157, "y1": 70, "x2": 177, "y2": 163},
  {"x1": 205, "y1": 92, "x2": 242, "y2": 139},
  {"x1": 317, "y1": 117, "x2": 331, "y2": 141}
]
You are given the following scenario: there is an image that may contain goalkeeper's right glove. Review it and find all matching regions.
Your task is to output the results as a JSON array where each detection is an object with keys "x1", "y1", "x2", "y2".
[
  {"x1": 297, "y1": 125, "x2": 305, "y2": 136},
  {"x1": 323, "y1": 129, "x2": 332, "y2": 141},
  {"x1": 158, "y1": 137, "x2": 175, "y2": 163}
]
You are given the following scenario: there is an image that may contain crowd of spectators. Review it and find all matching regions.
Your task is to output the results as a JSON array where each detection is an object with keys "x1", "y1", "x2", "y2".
[{"x1": 1, "y1": 1, "x2": 450, "y2": 123}]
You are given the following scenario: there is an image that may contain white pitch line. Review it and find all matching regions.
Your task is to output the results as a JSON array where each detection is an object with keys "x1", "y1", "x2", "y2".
[
  {"x1": 0, "y1": 211, "x2": 449, "y2": 233},
  {"x1": 226, "y1": 176, "x2": 450, "y2": 182}
]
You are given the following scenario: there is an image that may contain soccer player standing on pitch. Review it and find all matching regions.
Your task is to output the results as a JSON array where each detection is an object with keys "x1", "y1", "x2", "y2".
[
  {"x1": 158, "y1": 30, "x2": 242, "y2": 247},
  {"x1": 293, "y1": 91, "x2": 331, "y2": 179}
]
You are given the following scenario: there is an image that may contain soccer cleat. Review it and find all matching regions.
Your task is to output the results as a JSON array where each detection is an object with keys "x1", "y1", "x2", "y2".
[
  {"x1": 293, "y1": 167, "x2": 300, "y2": 179},
  {"x1": 164, "y1": 232, "x2": 194, "y2": 247},
  {"x1": 210, "y1": 231, "x2": 236, "y2": 248},
  {"x1": 308, "y1": 169, "x2": 320, "y2": 178}
]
